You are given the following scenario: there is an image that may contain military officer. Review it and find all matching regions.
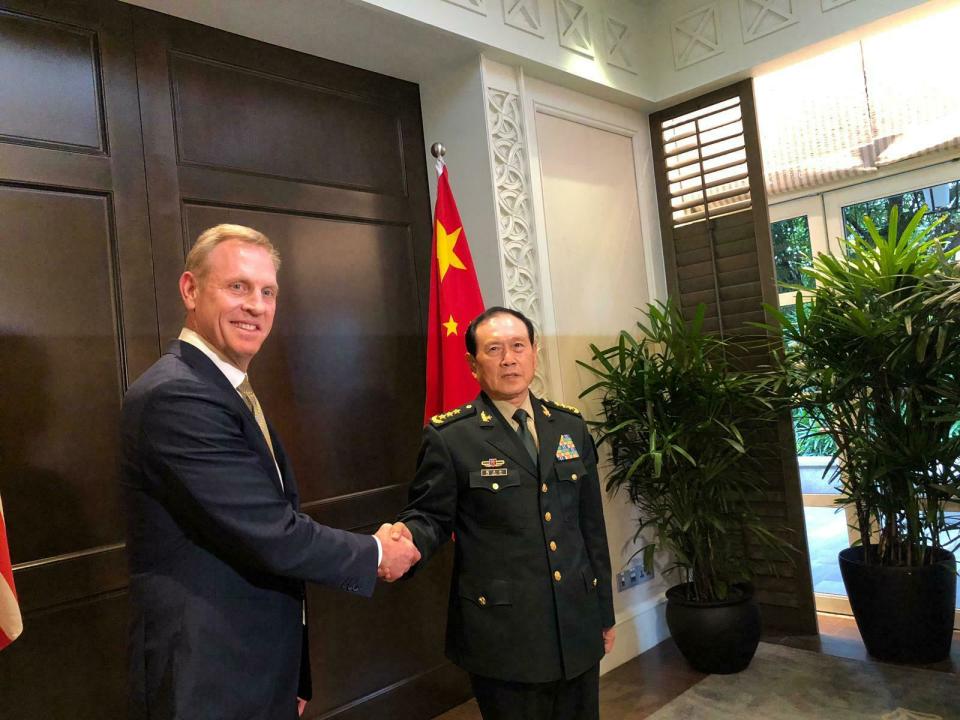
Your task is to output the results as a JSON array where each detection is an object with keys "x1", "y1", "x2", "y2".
[{"x1": 390, "y1": 307, "x2": 615, "y2": 720}]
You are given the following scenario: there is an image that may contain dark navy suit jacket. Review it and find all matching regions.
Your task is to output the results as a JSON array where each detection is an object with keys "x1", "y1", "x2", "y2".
[{"x1": 121, "y1": 341, "x2": 378, "y2": 720}]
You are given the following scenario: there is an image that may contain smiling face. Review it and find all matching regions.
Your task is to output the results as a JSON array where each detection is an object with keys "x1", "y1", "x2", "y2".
[
  {"x1": 179, "y1": 239, "x2": 278, "y2": 371},
  {"x1": 468, "y1": 312, "x2": 537, "y2": 406}
]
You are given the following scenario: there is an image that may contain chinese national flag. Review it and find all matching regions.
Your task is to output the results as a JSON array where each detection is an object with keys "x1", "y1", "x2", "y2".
[
  {"x1": 423, "y1": 160, "x2": 485, "y2": 424},
  {"x1": 0, "y1": 495, "x2": 22, "y2": 651}
]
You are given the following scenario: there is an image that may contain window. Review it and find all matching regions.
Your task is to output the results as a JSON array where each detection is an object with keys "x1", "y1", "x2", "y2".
[
  {"x1": 770, "y1": 161, "x2": 960, "y2": 628},
  {"x1": 841, "y1": 178, "x2": 960, "y2": 251}
]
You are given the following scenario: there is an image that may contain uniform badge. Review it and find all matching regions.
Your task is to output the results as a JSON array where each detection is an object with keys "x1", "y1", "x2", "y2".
[
  {"x1": 480, "y1": 410, "x2": 493, "y2": 423},
  {"x1": 481, "y1": 458, "x2": 505, "y2": 468},
  {"x1": 555, "y1": 434, "x2": 580, "y2": 461},
  {"x1": 541, "y1": 405, "x2": 552, "y2": 418}
]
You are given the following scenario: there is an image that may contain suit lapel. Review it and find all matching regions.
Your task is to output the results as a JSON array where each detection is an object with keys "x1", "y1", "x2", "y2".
[
  {"x1": 173, "y1": 340, "x2": 287, "y2": 497},
  {"x1": 532, "y1": 394, "x2": 558, "y2": 480},
  {"x1": 478, "y1": 394, "x2": 538, "y2": 475}
]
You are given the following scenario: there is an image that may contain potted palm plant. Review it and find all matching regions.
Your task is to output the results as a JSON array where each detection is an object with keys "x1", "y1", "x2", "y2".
[
  {"x1": 769, "y1": 205, "x2": 960, "y2": 663},
  {"x1": 578, "y1": 301, "x2": 792, "y2": 674}
]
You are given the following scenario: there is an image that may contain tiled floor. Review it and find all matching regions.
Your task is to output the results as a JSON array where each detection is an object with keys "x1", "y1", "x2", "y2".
[{"x1": 432, "y1": 613, "x2": 960, "y2": 719}]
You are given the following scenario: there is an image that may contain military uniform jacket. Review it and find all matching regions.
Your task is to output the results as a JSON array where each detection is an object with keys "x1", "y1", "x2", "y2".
[{"x1": 398, "y1": 392, "x2": 615, "y2": 684}]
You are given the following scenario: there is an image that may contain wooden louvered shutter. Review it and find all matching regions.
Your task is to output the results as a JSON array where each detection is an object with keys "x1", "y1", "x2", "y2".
[{"x1": 650, "y1": 80, "x2": 817, "y2": 634}]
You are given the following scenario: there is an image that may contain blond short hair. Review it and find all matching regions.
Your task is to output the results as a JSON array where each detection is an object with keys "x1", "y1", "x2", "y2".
[{"x1": 184, "y1": 224, "x2": 281, "y2": 280}]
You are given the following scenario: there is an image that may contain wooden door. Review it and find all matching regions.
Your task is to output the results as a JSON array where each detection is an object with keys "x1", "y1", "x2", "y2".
[
  {"x1": 131, "y1": 8, "x2": 466, "y2": 719},
  {"x1": 0, "y1": 1, "x2": 155, "y2": 716},
  {"x1": 0, "y1": 2, "x2": 470, "y2": 717}
]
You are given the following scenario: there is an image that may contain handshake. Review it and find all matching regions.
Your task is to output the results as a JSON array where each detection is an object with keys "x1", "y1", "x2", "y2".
[{"x1": 374, "y1": 521, "x2": 419, "y2": 582}]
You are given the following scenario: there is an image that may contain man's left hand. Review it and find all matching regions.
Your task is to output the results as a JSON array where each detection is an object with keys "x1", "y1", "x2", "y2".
[{"x1": 602, "y1": 627, "x2": 616, "y2": 654}]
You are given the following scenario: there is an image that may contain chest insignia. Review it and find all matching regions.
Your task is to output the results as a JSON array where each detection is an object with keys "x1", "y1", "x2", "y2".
[
  {"x1": 481, "y1": 458, "x2": 506, "y2": 468},
  {"x1": 555, "y1": 434, "x2": 580, "y2": 461}
]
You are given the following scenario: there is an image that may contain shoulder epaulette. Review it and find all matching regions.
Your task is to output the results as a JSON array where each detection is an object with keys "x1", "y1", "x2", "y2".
[
  {"x1": 429, "y1": 403, "x2": 478, "y2": 427},
  {"x1": 541, "y1": 398, "x2": 582, "y2": 416}
]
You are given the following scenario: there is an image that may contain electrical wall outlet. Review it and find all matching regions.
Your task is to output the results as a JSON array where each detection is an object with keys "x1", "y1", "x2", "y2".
[{"x1": 616, "y1": 558, "x2": 654, "y2": 592}]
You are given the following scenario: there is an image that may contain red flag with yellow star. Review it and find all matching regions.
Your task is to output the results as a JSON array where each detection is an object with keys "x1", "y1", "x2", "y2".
[{"x1": 423, "y1": 160, "x2": 485, "y2": 423}]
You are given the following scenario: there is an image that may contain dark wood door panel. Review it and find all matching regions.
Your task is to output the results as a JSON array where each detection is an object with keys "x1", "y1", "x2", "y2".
[
  {"x1": 181, "y1": 203, "x2": 425, "y2": 501},
  {"x1": 0, "y1": 185, "x2": 125, "y2": 563},
  {"x1": 170, "y1": 52, "x2": 406, "y2": 193},
  {"x1": 306, "y1": 544, "x2": 466, "y2": 718},
  {"x1": 0, "y1": 592, "x2": 128, "y2": 719},
  {"x1": 0, "y1": 8, "x2": 104, "y2": 152},
  {"x1": 132, "y1": 6, "x2": 431, "y2": 343},
  {"x1": 177, "y1": 165, "x2": 417, "y2": 225}
]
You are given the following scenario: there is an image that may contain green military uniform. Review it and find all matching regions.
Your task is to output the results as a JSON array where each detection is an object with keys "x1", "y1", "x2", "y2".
[{"x1": 398, "y1": 391, "x2": 615, "y2": 686}]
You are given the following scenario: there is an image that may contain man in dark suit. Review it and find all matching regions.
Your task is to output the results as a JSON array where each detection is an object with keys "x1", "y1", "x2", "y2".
[
  {"x1": 121, "y1": 224, "x2": 420, "y2": 720},
  {"x1": 388, "y1": 307, "x2": 616, "y2": 720}
]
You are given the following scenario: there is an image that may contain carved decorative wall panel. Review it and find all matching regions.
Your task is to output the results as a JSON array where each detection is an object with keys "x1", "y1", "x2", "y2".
[
  {"x1": 486, "y1": 87, "x2": 548, "y2": 395},
  {"x1": 672, "y1": 4, "x2": 722, "y2": 70}
]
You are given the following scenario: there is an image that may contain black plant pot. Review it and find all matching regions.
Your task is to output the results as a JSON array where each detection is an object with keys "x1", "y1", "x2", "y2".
[
  {"x1": 839, "y1": 546, "x2": 957, "y2": 664},
  {"x1": 665, "y1": 582, "x2": 761, "y2": 674}
]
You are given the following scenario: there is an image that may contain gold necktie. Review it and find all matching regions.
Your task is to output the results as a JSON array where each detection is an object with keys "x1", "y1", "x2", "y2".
[{"x1": 238, "y1": 376, "x2": 275, "y2": 460}]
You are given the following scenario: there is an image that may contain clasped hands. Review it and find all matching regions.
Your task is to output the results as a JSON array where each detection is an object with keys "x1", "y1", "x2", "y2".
[{"x1": 375, "y1": 521, "x2": 418, "y2": 582}]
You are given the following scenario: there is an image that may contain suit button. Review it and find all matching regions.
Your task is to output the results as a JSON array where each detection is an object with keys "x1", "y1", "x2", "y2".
[
  {"x1": 544, "y1": 511, "x2": 552, "y2": 522},
  {"x1": 492, "y1": 482, "x2": 500, "y2": 491},
  {"x1": 554, "y1": 571, "x2": 562, "y2": 582},
  {"x1": 549, "y1": 541, "x2": 557, "y2": 552},
  {"x1": 541, "y1": 483, "x2": 548, "y2": 493},
  {"x1": 571, "y1": 473, "x2": 578, "y2": 481},
  {"x1": 478, "y1": 596, "x2": 487, "y2": 606}
]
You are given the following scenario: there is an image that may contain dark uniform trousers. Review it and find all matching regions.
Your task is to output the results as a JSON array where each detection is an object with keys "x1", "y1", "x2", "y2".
[
  {"x1": 398, "y1": 392, "x2": 615, "y2": 720},
  {"x1": 471, "y1": 664, "x2": 600, "y2": 720}
]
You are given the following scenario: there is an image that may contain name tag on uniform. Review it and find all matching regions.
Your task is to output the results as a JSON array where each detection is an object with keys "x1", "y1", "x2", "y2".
[{"x1": 480, "y1": 468, "x2": 509, "y2": 477}]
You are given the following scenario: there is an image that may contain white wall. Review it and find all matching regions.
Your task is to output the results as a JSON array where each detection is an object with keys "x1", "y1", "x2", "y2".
[
  {"x1": 359, "y1": 0, "x2": 653, "y2": 101},
  {"x1": 535, "y1": 110, "x2": 669, "y2": 672},
  {"x1": 126, "y1": 0, "x2": 948, "y2": 110},
  {"x1": 419, "y1": 58, "x2": 505, "y2": 305},
  {"x1": 490, "y1": 64, "x2": 670, "y2": 671}
]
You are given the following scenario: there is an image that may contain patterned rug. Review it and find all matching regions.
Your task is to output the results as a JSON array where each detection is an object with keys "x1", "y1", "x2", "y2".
[{"x1": 646, "y1": 642, "x2": 959, "y2": 720}]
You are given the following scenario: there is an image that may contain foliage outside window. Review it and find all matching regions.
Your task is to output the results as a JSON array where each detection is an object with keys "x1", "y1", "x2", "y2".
[
  {"x1": 771, "y1": 216, "x2": 815, "y2": 293},
  {"x1": 843, "y1": 179, "x2": 960, "y2": 252}
]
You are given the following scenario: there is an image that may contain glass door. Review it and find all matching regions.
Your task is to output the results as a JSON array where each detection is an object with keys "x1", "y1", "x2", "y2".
[
  {"x1": 772, "y1": 164, "x2": 960, "y2": 628},
  {"x1": 824, "y1": 165, "x2": 960, "y2": 629},
  {"x1": 769, "y1": 196, "x2": 857, "y2": 616}
]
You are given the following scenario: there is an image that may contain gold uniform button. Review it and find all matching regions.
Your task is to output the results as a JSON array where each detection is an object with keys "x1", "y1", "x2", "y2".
[
  {"x1": 492, "y1": 482, "x2": 500, "y2": 491},
  {"x1": 478, "y1": 596, "x2": 487, "y2": 606},
  {"x1": 541, "y1": 483, "x2": 548, "y2": 493},
  {"x1": 553, "y1": 571, "x2": 562, "y2": 582},
  {"x1": 549, "y1": 541, "x2": 558, "y2": 552},
  {"x1": 593, "y1": 578, "x2": 598, "y2": 587},
  {"x1": 571, "y1": 473, "x2": 578, "y2": 481},
  {"x1": 544, "y1": 511, "x2": 552, "y2": 522}
]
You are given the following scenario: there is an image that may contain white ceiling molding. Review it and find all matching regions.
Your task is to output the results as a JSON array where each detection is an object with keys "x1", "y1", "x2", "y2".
[
  {"x1": 556, "y1": 0, "x2": 594, "y2": 57},
  {"x1": 443, "y1": 0, "x2": 487, "y2": 15},
  {"x1": 822, "y1": 0, "x2": 855, "y2": 10},
  {"x1": 503, "y1": 0, "x2": 544, "y2": 37},
  {"x1": 672, "y1": 4, "x2": 723, "y2": 70},
  {"x1": 604, "y1": 16, "x2": 636, "y2": 74},
  {"x1": 740, "y1": 0, "x2": 798, "y2": 43}
]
